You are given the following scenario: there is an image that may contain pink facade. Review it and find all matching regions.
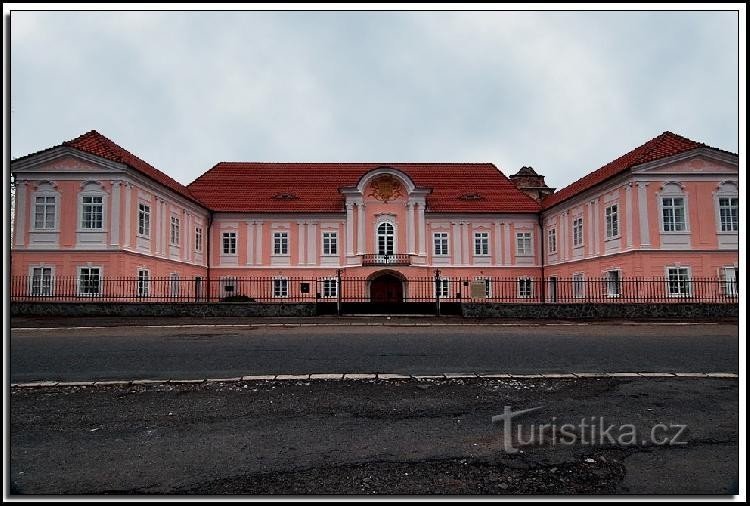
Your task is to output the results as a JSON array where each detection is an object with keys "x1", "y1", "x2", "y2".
[{"x1": 10, "y1": 130, "x2": 738, "y2": 302}]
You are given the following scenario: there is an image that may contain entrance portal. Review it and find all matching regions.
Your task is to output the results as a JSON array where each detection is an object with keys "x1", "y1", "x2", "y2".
[{"x1": 370, "y1": 274, "x2": 404, "y2": 303}]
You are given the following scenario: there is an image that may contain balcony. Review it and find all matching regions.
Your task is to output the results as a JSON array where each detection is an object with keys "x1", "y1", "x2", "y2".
[{"x1": 361, "y1": 254, "x2": 412, "y2": 266}]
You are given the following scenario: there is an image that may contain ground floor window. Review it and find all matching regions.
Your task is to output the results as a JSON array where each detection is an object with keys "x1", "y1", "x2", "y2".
[
  {"x1": 666, "y1": 267, "x2": 691, "y2": 297},
  {"x1": 475, "y1": 276, "x2": 492, "y2": 298},
  {"x1": 606, "y1": 270, "x2": 621, "y2": 297},
  {"x1": 722, "y1": 267, "x2": 738, "y2": 296},
  {"x1": 169, "y1": 273, "x2": 180, "y2": 298},
  {"x1": 274, "y1": 278, "x2": 289, "y2": 298},
  {"x1": 221, "y1": 276, "x2": 237, "y2": 298},
  {"x1": 78, "y1": 267, "x2": 102, "y2": 296},
  {"x1": 436, "y1": 278, "x2": 450, "y2": 298},
  {"x1": 137, "y1": 269, "x2": 150, "y2": 297},
  {"x1": 518, "y1": 278, "x2": 533, "y2": 298},
  {"x1": 30, "y1": 267, "x2": 53, "y2": 296},
  {"x1": 573, "y1": 273, "x2": 585, "y2": 299},
  {"x1": 322, "y1": 279, "x2": 337, "y2": 298}
]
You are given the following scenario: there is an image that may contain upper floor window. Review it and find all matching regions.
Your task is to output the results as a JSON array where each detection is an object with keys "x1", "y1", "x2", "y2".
[
  {"x1": 222, "y1": 232, "x2": 237, "y2": 255},
  {"x1": 474, "y1": 232, "x2": 489, "y2": 256},
  {"x1": 34, "y1": 196, "x2": 57, "y2": 230},
  {"x1": 516, "y1": 232, "x2": 532, "y2": 256},
  {"x1": 434, "y1": 232, "x2": 449, "y2": 256},
  {"x1": 718, "y1": 197, "x2": 738, "y2": 232},
  {"x1": 377, "y1": 222, "x2": 394, "y2": 256},
  {"x1": 273, "y1": 232, "x2": 289, "y2": 255},
  {"x1": 605, "y1": 204, "x2": 619, "y2": 239},
  {"x1": 170, "y1": 216, "x2": 180, "y2": 245},
  {"x1": 195, "y1": 227, "x2": 203, "y2": 252},
  {"x1": 662, "y1": 197, "x2": 686, "y2": 232},
  {"x1": 81, "y1": 196, "x2": 103, "y2": 229},
  {"x1": 547, "y1": 228, "x2": 557, "y2": 254},
  {"x1": 322, "y1": 232, "x2": 338, "y2": 256},
  {"x1": 138, "y1": 203, "x2": 150, "y2": 237},
  {"x1": 573, "y1": 217, "x2": 583, "y2": 247}
]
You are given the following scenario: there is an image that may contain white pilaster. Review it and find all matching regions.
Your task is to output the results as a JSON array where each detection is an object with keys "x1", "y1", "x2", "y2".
[
  {"x1": 452, "y1": 222, "x2": 461, "y2": 264},
  {"x1": 504, "y1": 223, "x2": 511, "y2": 265},
  {"x1": 307, "y1": 223, "x2": 317, "y2": 265},
  {"x1": 154, "y1": 198, "x2": 161, "y2": 255},
  {"x1": 461, "y1": 222, "x2": 469, "y2": 265},
  {"x1": 345, "y1": 203, "x2": 354, "y2": 257},
  {"x1": 406, "y1": 202, "x2": 415, "y2": 254},
  {"x1": 625, "y1": 183, "x2": 633, "y2": 248},
  {"x1": 560, "y1": 212, "x2": 567, "y2": 261},
  {"x1": 417, "y1": 202, "x2": 426, "y2": 256},
  {"x1": 246, "y1": 222, "x2": 255, "y2": 265},
  {"x1": 255, "y1": 221, "x2": 263, "y2": 265},
  {"x1": 123, "y1": 183, "x2": 132, "y2": 248},
  {"x1": 592, "y1": 199, "x2": 599, "y2": 256},
  {"x1": 14, "y1": 182, "x2": 27, "y2": 247},
  {"x1": 298, "y1": 222, "x2": 306, "y2": 265},
  {"x1": 494, "y1": 221, "x2": 502, "y2": 265},
  {"x1": 109, "y1": 181, "x2": 121, "y2": 246},
  {"x1": 162, "y1": 200, "x2": 168, "y2": 257}
]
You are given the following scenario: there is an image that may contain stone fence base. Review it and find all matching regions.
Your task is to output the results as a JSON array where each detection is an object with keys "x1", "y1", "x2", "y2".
[
  {"x1": 11, "y1": 302, "x2": 316, "y2": 318},
  {"x1": 461, "y1": 303, "x2": 738, "y2": 320}
]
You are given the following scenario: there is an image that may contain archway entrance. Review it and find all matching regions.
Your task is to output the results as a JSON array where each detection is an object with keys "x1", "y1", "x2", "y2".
[{"x1": 370, "y1": 273, "x2": 404, "y2": 303}]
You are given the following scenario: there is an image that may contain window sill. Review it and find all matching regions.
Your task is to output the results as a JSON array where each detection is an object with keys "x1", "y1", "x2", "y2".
[
  {"x1": 716, "y1": 231, "x2": 738, "y2": 235},
  {"x1": 660, "y1": 231, "x2": 690, "y2": 235},
  {"x1": 604, "y1": 235, "x2": 621, "y2": 241},
  {"x1": 31, "y1": 228, "x2": 59, "y2": 233}
]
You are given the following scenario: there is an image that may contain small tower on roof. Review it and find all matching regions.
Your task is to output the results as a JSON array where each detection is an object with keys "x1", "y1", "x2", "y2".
[{"x1": 509, "y1": 166, "x2": 555, "y2": 201}]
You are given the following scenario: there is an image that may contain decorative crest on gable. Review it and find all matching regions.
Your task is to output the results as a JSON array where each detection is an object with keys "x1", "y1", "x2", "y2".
[{"x1": 368, "y1": 175, "x2": 403, "y2": 203}]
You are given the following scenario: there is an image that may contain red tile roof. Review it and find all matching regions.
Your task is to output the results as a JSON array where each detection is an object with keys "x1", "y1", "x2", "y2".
[
  {"x1": 188, "y1": 163, "x2": 541, "y2": 213},
  {"x1": 60, "y1": 131, "x2": 199, "y2": 205},
  {"x1": 541, "y1": 131, "x2": 714, "y2": 210}
]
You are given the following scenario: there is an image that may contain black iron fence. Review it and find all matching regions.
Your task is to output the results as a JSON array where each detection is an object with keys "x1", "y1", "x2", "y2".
[{"x1": 9, "y1": 275, "x2": 739, "y2": 304}]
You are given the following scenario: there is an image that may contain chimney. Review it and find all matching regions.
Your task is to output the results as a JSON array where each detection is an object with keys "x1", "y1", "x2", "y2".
[{"x1": 509, "y1": 166, "x2": 555, "y2": 202}]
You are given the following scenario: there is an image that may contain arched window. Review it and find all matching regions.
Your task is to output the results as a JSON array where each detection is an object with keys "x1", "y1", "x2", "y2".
[{"x1": 377, "y1": 222, "x2": 394, "y2": 255}]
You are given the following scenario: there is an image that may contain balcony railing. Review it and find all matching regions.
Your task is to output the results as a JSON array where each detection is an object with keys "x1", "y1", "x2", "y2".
[{"x1": 360, "y1": 254, "x2": 412, "y2": 266}]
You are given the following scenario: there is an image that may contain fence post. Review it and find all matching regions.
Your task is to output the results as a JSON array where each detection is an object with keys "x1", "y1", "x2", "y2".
[
  {"x1": 435, "y1": 269, "x2": 441, "y2": 317},
  {"x1": 336, "y1": 269, "x2": 342, "y2": 316}
]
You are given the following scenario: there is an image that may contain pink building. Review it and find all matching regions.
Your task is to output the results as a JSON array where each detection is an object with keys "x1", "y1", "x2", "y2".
[{"x1": 10, "y1": 130, "x2": 738, "y2": 303}]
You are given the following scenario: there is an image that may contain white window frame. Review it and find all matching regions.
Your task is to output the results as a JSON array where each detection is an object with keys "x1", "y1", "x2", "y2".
[
  {"x1": 77, "y1": 266, "x2": 102, "y2": 297},
  {"x1": 195, "y1": 227, "x2": 203, "y2": 252},
  {"x1": 572, "y1": 273, "x2": 585, "y2": 299},
  {"x1": 322, "y1": 232, "x2": 338, "y2": 256},
  {"x1": 137, "y1": 268, "x2": 150, "y2": 298},
  {"x1": 138, "y1": 203, "x2": 151, "y2": 238},
  {"x1": 666, "y1": 266, "x2": 692, "y2": 297},
  {"x1": 547, "y1": 228, "x2": 557, "y2": 254},
  {"x1": 322, "y1": 278, "x2": 338, "y2": 298},
  {"x1": 661, "y1": 197, "x2": 687, "y2": 232},
  {"x1": 222, "y1": 232, "x2": 237, "y2": 255},
  {"x1": 433, "y1": 232, "x2": 449, "y2": 256},
  {"x1": 33, "y1": 194, "x2": 58, "y2": 231},
  {"x1": 28, "y1": 266, "x2": 54, "y2": 296},
  {"x1": 516, "y1": 232, "x2": 533, "y2": 257},
  {"x1": 436, "y1": 277, "x2": 450, "y2": 299},
  {"x1": 474, "y1": 232, "x2": 490, "y2": 256},
  {"x1": 722, "y1": 266, "x2": 738, "y2": 296},
  {"x1": 518, "y1": 278, "x2": 533, "y2": 298},
  {"x1": 572, "y1": 217, "x2": 583, "y2": 248},
  {"x1": 717, "y1": 196, "x2": 739, "y2": 233},
  {"x1": 170, "y1": 216, "x2": 180, "y2": 246},
  {"x1": 376, "y1": 221, "x2": 395, "y2": 256},
  {"x1": 273, "y1": 277, "x2": 289, "y2": 298},
  {"x1": 605, "y1": 204, "x2": 619, "y2": 239},
  {"x1": 273, "y1": 232, "x2": 289, "y2": 256},
  {"x1": 79, "y1": 193, "x2": 105, "y2": 230},
  {"x1": 605, "y1": 270, "x2": 621, "y2": 298}
]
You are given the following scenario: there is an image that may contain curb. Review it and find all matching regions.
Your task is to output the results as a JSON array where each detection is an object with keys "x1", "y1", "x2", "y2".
[{"x1": 10, "y1": 371, "x2": 738, "y2": 388}]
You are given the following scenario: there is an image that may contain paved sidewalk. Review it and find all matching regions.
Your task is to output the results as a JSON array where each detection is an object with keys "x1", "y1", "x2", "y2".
[{"x1": 9, "y1": 315, "x2": 734, "y2": 328}]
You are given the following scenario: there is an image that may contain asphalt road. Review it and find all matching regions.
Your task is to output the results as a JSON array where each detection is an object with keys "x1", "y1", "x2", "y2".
[
  {"x1": 10, "y1": 323, "x2": 738, "y2": 382},
  {"x1": 9, "y1": 377, "x2": 739, "y2": 495}
]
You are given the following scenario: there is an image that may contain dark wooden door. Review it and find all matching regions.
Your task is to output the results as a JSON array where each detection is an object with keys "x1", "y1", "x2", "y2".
[{"x1": 370, "y1": 274, "x2": 403, "y2": 303}]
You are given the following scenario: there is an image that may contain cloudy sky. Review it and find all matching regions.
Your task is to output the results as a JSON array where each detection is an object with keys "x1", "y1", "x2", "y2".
[{"x1": 9, "y1": 9, "x2": 740, "y2": 191}]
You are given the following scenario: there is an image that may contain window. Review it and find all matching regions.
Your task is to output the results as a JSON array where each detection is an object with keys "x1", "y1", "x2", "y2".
[
  {"x1": 322, "y1": 232, "x2": 338, "y2": 256},
  {"x1": 547, "y1": 228, "x2": 557, "y2": 254},
  {"x1": 78, "y1": 267, "x2": 101, "y2": 296},
  {"x1": 137, "y1": 269, "x2": 150, "y2": 297},
  {"x1": 30, "y1": 267, "x2": 53, "y2": 296},
  {"x1": 138, "y1": 204, "x2": 150, "y2": 237},
  {"x1": 662, "y1": 197, "x2": 686, "y2": 232},
  {"x1": 273, "y1": 232, "x2": 289, "y2": 255},
  {"x1": 273, "y1": 278, "x2": 289, "y2": 298},
  {"x1": 433, "y1": 232, "x2": 449, "y2": 256},
  {"x1": 667, "y1": 267, "x2": 691, "y2": 297},
  {"x1": 170, "y1": 216, "x2": 180, "y2": 245},
  {"x1": 195, "y1": 227, "x2": 203, "y2": 252},
  {"x1": 718, "y1": 197, "x2": 738, "y2": 232},
  {"x1": 475, "y1": 276, "x2": 492, "y2": 298},
  {"x1": 518, "y1": 278, "x2": 533, "y2": 298},
  {"x1": 322, "y1": 279, "x2": 338, "y2": 298},
  {"x1": 222, "y1": 232, "x2": 236, "y2": 255},
  {"x1": 377, "y1": 222, "x2": 395, "y2": 255},
  {"x1": 221, "y1": 276, "x2": 237, "y2": 297},
  {"x1": 436, "y1": 278, "x2": 450, "y2": 298},
  {"x1": 516, "y1": 232, "x2": 532, "y2": 256},
  {"x1": 573, "y1": 217, "x2": 583, "y2": 247},
  {"x1": 169, "y1": 273, "x2": 180, "y2": 298},
  {"x1": 474, "y1": 232, "x2": 489, "y2": 256},
  {"x1": 81, "y1": 196, "x2": 103, "y2": 229},
  {"x1": 722, "y1": 267, "x2": 738, "y2": 296},
  {"x1": 34, "y1": 196, "x2": 56, "y2": 230},
  {"x1": 605, "y1": 204, "x2": 619, "y2": 239},
  {"x1": 606, "y1": 270, "x2": 621, "y2": 297},
  {"x1": 573, "y1": 273, "x2": 585, "y2": 299}
]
